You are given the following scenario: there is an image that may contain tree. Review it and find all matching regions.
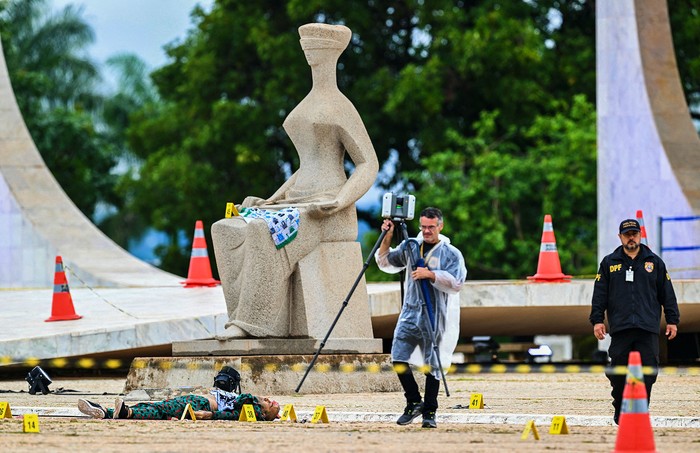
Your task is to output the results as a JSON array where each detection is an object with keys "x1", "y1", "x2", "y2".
[
  {"x1": 397, "y1": 1, "x2": 598, "y2": 279},
  {"x1": 669, "y1": 0, "x2": 700, "y2": 126},
  {"x1": 408, "y1": 95, "x2": 596, "y2": 279},
  {"x1": 362, "y1": 0, "x2": 597, "y2": 280}
]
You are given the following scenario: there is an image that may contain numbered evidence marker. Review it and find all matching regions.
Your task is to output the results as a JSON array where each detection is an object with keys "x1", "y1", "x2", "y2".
[
  {"x1": 23, "y1": 413, "x2": 40, "y2": 433},
  {"x1": 280, "y1": 404, "x2": 297, "y2": 422},
  {"x1": 469, "y1": 393, "x2": 484, "y2": 409},
  {"x1": 225, "y1": 202, "x2": 240, "y2": 218},
  {"x1": 520, "y1": 420, "x2": 540, "y2": 440},
  {"x1": 180, "y1": 403, "x2": 197, "y2": 421},
  {"x1": 549, "y1": 415, "x2": 569, "y2": 434},
  {"x1": 238, "y1": 404, "x2": 257, "y2": 422},
  {"x1": 311, "y1": 405, "x2": 329, "y2": 424},
  {"x1": 0, "y1": 402, "x2": 12, "y2": 418}
]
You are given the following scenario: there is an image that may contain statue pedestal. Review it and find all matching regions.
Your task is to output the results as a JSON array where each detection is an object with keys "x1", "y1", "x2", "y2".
[{"x1": 124, "y1": 352, "x2": 400, "y2": 396}]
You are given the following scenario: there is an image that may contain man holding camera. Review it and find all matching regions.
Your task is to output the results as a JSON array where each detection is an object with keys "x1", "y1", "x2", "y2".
[{"x1": 375, "y1": 207, "x2": 467, "y2": 428}]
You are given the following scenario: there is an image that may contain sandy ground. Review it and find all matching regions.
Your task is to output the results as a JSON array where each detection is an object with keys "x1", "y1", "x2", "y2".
[{"x1": 1, "y1": 371, "x2": 699, "y2": 452}]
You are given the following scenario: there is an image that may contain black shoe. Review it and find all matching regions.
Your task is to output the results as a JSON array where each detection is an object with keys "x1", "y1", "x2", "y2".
[
  {"x1": 396, "y1": 401, "x2": 424, "y2": 425},
  {"x1": 422, "y1": 411, "x2": 437, "y2": 428},
  {"x1": 78, "y1": 399, "x2": 107, "y2": 419},
  {"x1": 614, "y1": 413, "x2": 619, "y2": 425},
  {"x1": 113, "y1": 397, "x2": 130, "y2": 419}
]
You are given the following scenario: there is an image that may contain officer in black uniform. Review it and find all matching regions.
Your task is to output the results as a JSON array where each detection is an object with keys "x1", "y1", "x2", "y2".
[{"x1": 590, "y1": 218, "x2": 680, "y2": 424}]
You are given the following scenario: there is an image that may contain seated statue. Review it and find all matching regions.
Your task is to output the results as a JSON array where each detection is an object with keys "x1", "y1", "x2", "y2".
[{"x1": 211, "y1": 23, "x2": 379, "y2": 339}]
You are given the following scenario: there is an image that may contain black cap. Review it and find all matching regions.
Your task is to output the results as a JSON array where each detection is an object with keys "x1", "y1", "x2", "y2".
[{"x1": 619, "y1": 219, "x2": 641, "y2": 234}]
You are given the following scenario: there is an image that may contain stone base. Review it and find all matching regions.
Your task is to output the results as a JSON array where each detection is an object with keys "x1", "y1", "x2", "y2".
[
  {"x1": 172, "y1": 337, "x2": 383, "y2": 356},
  {"x1": 124, "y1": 354, "x2": 400, "y2": 396}
]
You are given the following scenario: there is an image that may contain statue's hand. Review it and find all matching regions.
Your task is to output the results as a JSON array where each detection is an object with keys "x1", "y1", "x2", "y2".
[
  {"x1": 240, "y1": 196, "x2": 266, "y2": 208},
  {"x1": 307, "y1": 200, "x2": 340, "y2": 219}
]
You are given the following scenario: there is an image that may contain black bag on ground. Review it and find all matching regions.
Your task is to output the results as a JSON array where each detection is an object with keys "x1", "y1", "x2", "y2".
[{"x1": 213, "y1": 366, "x2": 241, "y2": 394}]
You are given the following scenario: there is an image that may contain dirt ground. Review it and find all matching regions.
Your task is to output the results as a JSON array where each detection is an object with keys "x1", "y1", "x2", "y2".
[{"x1": 1, "y1": 371, "x2": 699, "y2": 452}]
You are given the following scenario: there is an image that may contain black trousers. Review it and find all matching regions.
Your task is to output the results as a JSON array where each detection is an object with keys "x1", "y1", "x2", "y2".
[
  {"x1": 394, "y1": 361, "x2": 440, "y2": 413},
  {"x1": 606, "y1": 328, "x2": 659, "y2": 421}
]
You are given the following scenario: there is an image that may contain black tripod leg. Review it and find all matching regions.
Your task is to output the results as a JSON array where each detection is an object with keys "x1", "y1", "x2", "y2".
[{"x1": 295, "y1": 228, "x2": 389, "y2": 393}]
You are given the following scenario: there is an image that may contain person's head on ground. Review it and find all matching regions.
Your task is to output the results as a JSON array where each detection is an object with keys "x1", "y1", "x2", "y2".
[
  {"x1": 618, "y1": 218, "x2": 641, "y2": 255},
  {"x1": 259, "y1": 396, "x2": 281, "y2": 420},
  {"x1": 419, "y1": 207, "x2": 444, "y2": 245}
]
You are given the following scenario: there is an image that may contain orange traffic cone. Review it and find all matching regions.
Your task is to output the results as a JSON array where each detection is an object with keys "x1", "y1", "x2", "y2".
[
  {"x1": 182, "y1": 220, "x2": 220, "y2": 288},
  {"x1": 45, "y1": 256, "x2": 82, "y2": 322},
  {"x1": 612, "y1": 351, "x2": 657, "y2": 453},
  {"x1": 527, "y1": 215, "x2": 571, "y2": 282},
  {"x1": 636, "y1": 210, "x2": 649, "y2": 246}
]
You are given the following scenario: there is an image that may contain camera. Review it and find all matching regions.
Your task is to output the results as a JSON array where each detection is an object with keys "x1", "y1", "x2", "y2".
[
  {"x1": 26, "y1": 366, "x2": 52, "y2": 395},
  {"x1": 381, "y1": 193, "x2": 415, "y2": 220}
]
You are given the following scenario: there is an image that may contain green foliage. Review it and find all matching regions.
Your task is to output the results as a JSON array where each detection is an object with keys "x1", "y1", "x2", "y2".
[
  {"x1": 364, "y1": 1, "x2": 598, "y2": 280},
  {"x1": 669, "y1": 0, "x2": 700, "y2": 124},
  {"x1": 408, "y1": 95, "x2": 597, "y2": 279},
  {"x1": 30, "y1": 108, "x2": 118, "y2": 215}
]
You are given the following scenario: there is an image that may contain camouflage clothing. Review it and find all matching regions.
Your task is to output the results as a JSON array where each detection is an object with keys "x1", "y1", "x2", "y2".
[{"x1": 106, "y1": 393, "x2": 265, "y2": 420}]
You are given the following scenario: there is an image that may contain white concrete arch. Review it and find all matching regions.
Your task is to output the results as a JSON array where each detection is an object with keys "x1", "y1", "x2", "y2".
[
  {"x1": 597, "y1": 0, "x2": 700, "y2": 277},
  {"x1": 0, "y1": 38, "x2": 180, "y2": 288}
]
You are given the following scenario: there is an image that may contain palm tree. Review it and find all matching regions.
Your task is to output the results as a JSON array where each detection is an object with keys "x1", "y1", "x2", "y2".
[{"x1": 0, "y1": 0, "x2": 102, "y2": 115}]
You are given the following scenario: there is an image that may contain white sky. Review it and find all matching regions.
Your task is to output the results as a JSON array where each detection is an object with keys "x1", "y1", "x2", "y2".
[{"x1": 51, "y1": 0, "x2": 214, "y2": 70}]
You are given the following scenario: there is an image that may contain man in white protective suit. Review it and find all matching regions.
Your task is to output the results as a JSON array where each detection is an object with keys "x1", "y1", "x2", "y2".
[{"x1": 375, "y1": 207, "x2": 467, "y2": 429}]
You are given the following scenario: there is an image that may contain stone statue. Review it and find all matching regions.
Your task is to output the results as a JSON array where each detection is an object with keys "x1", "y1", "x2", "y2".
[{"x1": 211, "y1": 23, "x2": 379, "y2": 340}]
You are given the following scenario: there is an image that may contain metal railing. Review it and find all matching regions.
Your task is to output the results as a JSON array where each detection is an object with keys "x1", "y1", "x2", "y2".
[{"x1": 658, "y1": 215, "x2": 700, "y2": 256}]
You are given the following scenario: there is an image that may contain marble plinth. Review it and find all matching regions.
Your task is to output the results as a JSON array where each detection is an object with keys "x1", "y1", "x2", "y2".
[{"x1": 123, "y1": 354, "x2": 400, "y2": 396}]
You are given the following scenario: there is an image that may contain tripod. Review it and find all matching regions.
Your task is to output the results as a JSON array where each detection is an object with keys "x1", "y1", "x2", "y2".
[
  {"x1": 295, "y1": 226, "x2": 389, "y2": 393},
  {"x1": 393, "y1": 220, "x2": 450, "y2": 397}
]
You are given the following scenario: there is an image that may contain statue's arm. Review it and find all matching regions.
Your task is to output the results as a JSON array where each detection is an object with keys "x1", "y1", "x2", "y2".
[{"x1": 335, "y1": 119, "x2": 379, "y2": 206}]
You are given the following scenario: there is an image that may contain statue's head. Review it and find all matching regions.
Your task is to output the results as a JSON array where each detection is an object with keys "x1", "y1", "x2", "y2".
[{"x1": 298, "y1": 23, "x2": 352, "y2": 59}]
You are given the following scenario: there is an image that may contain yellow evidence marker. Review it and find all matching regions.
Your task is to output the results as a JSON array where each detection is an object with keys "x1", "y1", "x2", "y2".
[
  {"x1": 225, "y1": 202, "x2": 240, "y2": 218},
  {"x1": 23, "y1": 413, "x2": 40, "y2": 433},
  {"x1": 549, "y1": 415, "x2": 569, "y2": 434},
  {"x1": 520, "y1": 420, "x2": 540, "y2": 440},
  {"x1": 469, "y1": 393, "x2": 484, "y2": 409},
  {"x1": 0, "y1": 402, "x2": 12, "y2": 418},
  {"x1": 238, "y1": 404, "x2": 257, "y2": 422},
  {"x1": 180, "y1": 403, "x2": 196, "y2": 421},
  {"x1": 311, "y1": 405, "x2": 329, "y2": 424},
  {"x1": 280, "y1": 404, "x2": 297, "y2": 422}
]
